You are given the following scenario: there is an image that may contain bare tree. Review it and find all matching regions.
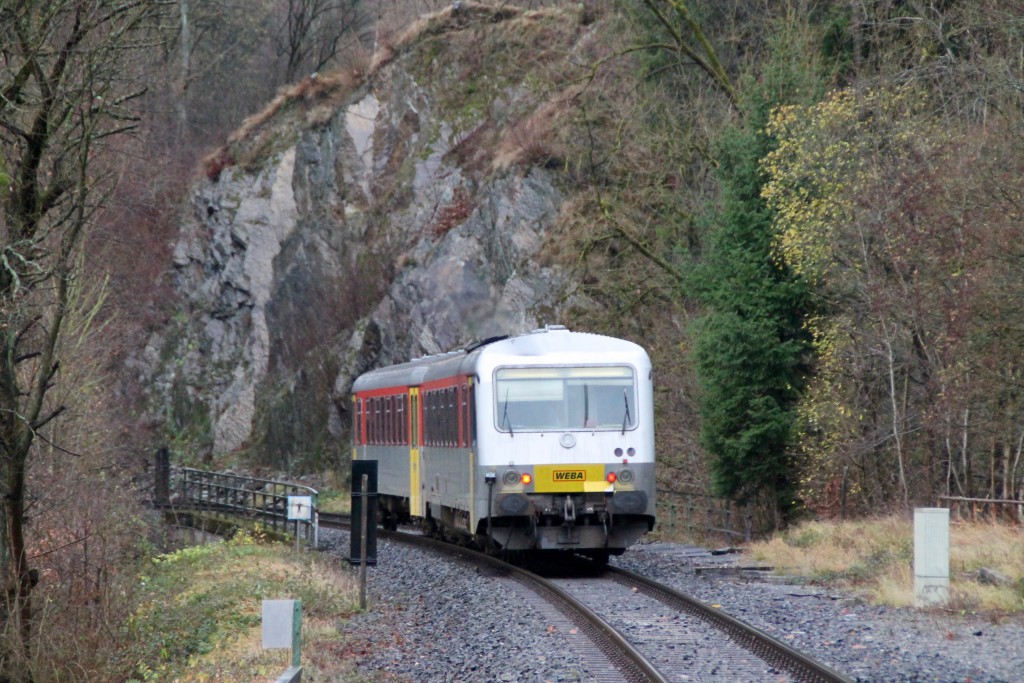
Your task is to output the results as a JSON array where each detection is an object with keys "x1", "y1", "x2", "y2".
[
  {"x1": 277, "y1": 0, "x2": 366, "y2": 82},
  {"x1": 0, "y1": 1, "x2": 161, "y2": 677},
  {"x1": 156, "y1": 0, "x2": 284, "y2": 144}
]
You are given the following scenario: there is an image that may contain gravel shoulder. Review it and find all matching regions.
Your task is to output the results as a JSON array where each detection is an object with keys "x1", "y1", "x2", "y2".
[
  {"x1": 326, "y1": 530, "x2": 1023, "y2": 682},
  {"x1": 614, "y1": 541, "x2": 1024, "y2": 683}
]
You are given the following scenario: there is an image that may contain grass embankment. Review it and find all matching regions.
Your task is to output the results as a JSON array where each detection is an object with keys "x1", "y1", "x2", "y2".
[
  {"x1": 127, "y1": 531, "x2": 365, "y2": 682},
  {"x1": 315, "y1": 489, "x2": 351, "y2": 515},
  {"x1": 746, "y1": 518, "x2": 1024, "y2": 614}
]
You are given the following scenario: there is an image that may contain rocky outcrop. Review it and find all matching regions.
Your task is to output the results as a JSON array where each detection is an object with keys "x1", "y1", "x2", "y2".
[{"x1": 141, "y1": 4, "x2": 591, "y2": 467}]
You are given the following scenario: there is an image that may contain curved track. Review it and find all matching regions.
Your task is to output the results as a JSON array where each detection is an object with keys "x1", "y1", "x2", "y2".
[{"x1": 318, "y1": 512, "x2": 851, "y2": 682}]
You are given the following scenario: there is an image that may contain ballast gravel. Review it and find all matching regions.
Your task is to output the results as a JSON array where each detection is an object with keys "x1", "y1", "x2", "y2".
[
  {"x1": 322, "y1": 529, "x2": 1023, "y2": 682},
  {"x1": 326, "y1": 530, "x2": 594, "y2": 682}
]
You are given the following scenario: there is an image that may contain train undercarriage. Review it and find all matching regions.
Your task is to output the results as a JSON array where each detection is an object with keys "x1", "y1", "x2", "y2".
[{"x1": 376, "y1": 492, "x2": 654, "y2": 563}]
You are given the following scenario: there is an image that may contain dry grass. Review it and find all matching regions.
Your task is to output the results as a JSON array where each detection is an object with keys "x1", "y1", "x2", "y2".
[
  {"x1": 127, "y1": 533, "x2": 362, "y2": 682},
  {"x1": 491, "y1": 91, "x2": 576, "y2": 173},
  {"x1": 202, "y1": 69, "x2": 364, "y2": 180},
  {"x1": 747, "y1": 517, "x2": 1024, "y2": 613}
]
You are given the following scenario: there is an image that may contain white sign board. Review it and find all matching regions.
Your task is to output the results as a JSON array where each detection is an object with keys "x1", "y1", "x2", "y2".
[
  {"x1": 262, "y1": 599, "x2": 298, "y2": 649},
  {"x1": 287, "y1": 495, "x2": 312, "y2": 521}
]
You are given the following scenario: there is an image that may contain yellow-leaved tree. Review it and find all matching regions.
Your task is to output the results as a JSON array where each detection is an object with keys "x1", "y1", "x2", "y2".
[{"x1": 763, "y1": 87, "x2": 1024, "y2": 512}]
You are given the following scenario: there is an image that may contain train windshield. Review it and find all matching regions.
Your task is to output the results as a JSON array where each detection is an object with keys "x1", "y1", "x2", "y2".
[{"x1": 494, "y1": 366, "x2": 637, "y2": 433}]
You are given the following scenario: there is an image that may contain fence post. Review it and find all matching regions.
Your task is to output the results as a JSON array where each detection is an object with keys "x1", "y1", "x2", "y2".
[
  {"x1": 839, "y1": 466, "x2": 849, "y2": 521},
  {"x1": 359, "y1": 474, "x2": 369, "y2": 610},
  {"x1": 154, "y1": 447, "x2": 170, "y2": 505},
  {"x1": 685, "y1": 495, "x2": 694, "y2": 536}
]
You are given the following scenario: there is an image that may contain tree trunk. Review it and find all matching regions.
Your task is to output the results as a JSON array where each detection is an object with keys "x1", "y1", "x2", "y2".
[
  {"x1": 178, "y1": 0, "x2": 191, "y2": 140},
  {"x1": 881, "y1": 329, "x2": 909, "y2": 505},
  {"x1": 1, "y1": 445, "x2": 33, "y2": 683}
]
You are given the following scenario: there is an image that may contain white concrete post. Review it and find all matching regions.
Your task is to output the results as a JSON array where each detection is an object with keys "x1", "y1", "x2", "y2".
[{"x1": 914, "y1": 507, "x2": 950, "y2": 607}]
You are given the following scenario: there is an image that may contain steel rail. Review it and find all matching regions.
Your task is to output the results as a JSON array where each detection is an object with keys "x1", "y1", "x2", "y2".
[
  {"x1": 269, "y1": 513, "x2": 851, "y2": 682},
  {"x1": 317, "y1": 514, "x2": 667, "y2": 683},
  {"x1": 603, "y1": 565, "x2": 853, "y2": 683},
  {"x1": 382, "y1": 531, "x2": 669, "y2": 683}
]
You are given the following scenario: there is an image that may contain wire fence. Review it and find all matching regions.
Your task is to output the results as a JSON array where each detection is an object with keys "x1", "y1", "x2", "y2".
[
  {"x1": 656, "y1": 490, "x2": 754, "y2": 544},
  {"x1": 937, "y1": 495, "x2": 1024, "y2": 524}
]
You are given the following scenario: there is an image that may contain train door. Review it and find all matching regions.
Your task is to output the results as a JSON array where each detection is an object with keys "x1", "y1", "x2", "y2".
[{"x1": 409, "y1": 387, "x2": 423, "y2": 517}]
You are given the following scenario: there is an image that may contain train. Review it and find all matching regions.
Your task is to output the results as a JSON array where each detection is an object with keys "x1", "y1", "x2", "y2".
[{"x1": 350, "y1": 325, "x2": 656, "y2": 562}]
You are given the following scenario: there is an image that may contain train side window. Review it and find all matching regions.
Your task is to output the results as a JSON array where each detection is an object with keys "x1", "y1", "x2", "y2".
[
  {"x1": 426, "y1": 392, "x2": 432, "y2": 447},
  {"x1": 395, "y1": 394, "x2": 401, "y2": 445},
  {"x1": 367, "y1": 398, "x2": 373, "y2": 445},
  {"x1": 392, "y1": 394, "x2": 398, "y2": 445},
  {"x1": 440, "y1": 388, "x2": 447, "y2": 447},
  {"x1": 424, "y1": 392, "x2": 430, "y2": 447},
  {"x1": 376, "y1": 396, "x2": 383, "y2": 445},
  {"x1": 439, "y1": 389, "x2": 445, "y2": 447},
  {"x1": 411, "y1": 394, "x2": 419, "y2": 446},
  {"x1": 378, "y1": 397, "x2": 383, "y2": 446},
  {"x1": 453, "y1": 387, "x2": 459, "y2": 447},
  {"x1": 395, "y1": 394, "x2": 402, "y2": 445},
  {"x1": 354, "y1": 397, "x2": 362, "y2": 446},
  {"x1": 447, "y1": 387, "x2": 456, "y2": 447},
  {"x1": 425, "y1": 391, "x2": 434, "y2": 447},
  {"x1": 438, "y1": 389, "x2": 446, "y2": 447},
  {"x1": 393, "y1": 394, "x2": 399, "y2": 445},
  {"x1": 460, "y1": 383, "x2": 468, "y2": 447},
  {"x1": 387, "y1": 395, "x2": 394, "y2": 445},
  {"x1": 352, "y1": 398, "x2": 360, "y2": 445},
  {"x1": 441, "y1": 389, "x2": 449, "y2": 447}
]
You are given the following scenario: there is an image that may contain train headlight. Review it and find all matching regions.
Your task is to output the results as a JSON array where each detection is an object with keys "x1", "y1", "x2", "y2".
[
  {"x1": 503, "y1": 469, "x2": 520, "y2": 486},
  {"x1": 521, "y1": 473, "x2": 532, "y2": 485},
  {"x1": 618, "y1": 468, "x2": 634, "y2": 483},
  {"x1": 627, "y1": 447, "x2": 636, "y2": 458}
]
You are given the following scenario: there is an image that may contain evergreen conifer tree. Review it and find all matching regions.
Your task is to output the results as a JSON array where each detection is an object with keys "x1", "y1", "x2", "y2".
[{"x1": 691, "y1": 39, "x2": 822, "y2": 526}]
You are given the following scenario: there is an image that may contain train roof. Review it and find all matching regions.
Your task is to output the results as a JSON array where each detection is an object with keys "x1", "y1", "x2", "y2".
[{"x1": 352, "y1": 326, "x2": 650, "y2": 393}]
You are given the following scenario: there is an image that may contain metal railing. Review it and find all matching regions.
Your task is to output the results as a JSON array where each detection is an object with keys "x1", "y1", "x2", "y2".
[
  {"x1": 657, "y1": 490, "x2": 753, "y2": 543},
  {"x1": 166, "y1": 466, "x2": 319, "y2": 548}
]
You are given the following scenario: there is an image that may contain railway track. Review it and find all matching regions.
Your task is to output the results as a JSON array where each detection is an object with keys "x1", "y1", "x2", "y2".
[{"x1": 317, "y1": 512, "x2": 851, "y2": 683}]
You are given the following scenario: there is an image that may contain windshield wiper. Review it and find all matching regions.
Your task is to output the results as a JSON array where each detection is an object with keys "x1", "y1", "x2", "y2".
[
  {"x1": 621, "y1": 389, "x2": 631, "y2": 435},
  {"x1": 583, "y1": 384, "x2": 590, "y2": 427},
  {"x1": 502, "y1": 389, "x2": 513, "y2": 437}
]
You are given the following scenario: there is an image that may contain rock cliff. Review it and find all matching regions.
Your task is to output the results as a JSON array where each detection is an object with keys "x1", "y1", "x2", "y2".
[{"x1": 141, "y1": 4, "x2": 597, "y2": 468}]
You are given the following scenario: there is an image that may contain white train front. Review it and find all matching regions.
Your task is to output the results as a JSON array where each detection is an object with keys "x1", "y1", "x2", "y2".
[{"x1": 351, "y1": 326, "x2": 656, "y2": 561}]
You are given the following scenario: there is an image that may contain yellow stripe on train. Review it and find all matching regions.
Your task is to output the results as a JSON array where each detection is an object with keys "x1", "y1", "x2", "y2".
[{"x1": 533, "y1": 464, "x2": 612, "y2": 493}]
